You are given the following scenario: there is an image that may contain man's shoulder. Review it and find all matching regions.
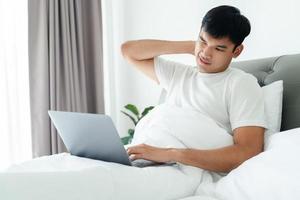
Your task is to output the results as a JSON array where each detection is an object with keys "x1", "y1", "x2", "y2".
[{"x1": 227, "y1": 68, "x2": 257, "y2": 83}]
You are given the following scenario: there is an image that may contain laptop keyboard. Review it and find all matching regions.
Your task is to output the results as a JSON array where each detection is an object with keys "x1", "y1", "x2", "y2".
[{"x1": 131, "y1": 159, "x2": 176, "y2": 168}]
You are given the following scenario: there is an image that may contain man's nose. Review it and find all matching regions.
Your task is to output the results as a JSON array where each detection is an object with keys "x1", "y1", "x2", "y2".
[{"x1": 202, "y1": 46, "x2": 212, "y2": 58}]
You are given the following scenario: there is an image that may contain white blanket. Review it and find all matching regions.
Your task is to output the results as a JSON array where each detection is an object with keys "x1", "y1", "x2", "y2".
[
  {"x1": 131, "y1": 103, "x2": 233, "y2": 149},
  {"x1": 0, "y1": 153, "x2": 203, "y2": 200}
]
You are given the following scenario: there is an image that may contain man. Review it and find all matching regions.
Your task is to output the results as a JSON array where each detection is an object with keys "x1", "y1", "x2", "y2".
[{"x1": 122, "y1": 5, "x2": 266, "y2": 173}]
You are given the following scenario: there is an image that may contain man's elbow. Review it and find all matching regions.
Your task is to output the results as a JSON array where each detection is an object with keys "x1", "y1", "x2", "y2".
[
  {"x1": 230, "y1": 144, "x2": 263, "y2": 171},
  {"x1": 246, "y1": 142, "x2": 264, "y2": 159},
  {"x1": 121, "y1": 41, "x2": 135, "y2": 60}
]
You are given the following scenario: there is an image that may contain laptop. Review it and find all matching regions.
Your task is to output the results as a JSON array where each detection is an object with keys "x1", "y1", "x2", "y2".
[{"x1": 48, "y1": 111, "x2": 171, "y2": 167}]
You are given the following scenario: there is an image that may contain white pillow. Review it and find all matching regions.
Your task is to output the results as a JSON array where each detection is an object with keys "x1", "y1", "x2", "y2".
[
  {"x1": 262, "y1": 80, "x2": 283, "y2": 139},
  {"x1": 215, "y1": 128, "x2": 300, "y2": 200}
]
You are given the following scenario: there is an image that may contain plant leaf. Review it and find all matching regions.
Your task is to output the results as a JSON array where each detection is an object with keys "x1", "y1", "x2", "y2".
[
  {"x1": 125, "y1": 104, "x2": 139, "y2": 118},
  {"x1": 121, "y1": 136, "x2": 132, "y2": 145},
  {"x1": 138, "y1": 106, "x2": 155, "y2": 122},
  {"x1": 120, "y1": 111, "x2": 137, "y2": 125},
  {"x1": 128, "y1": 129, "x2": 135, "y2": 137}
]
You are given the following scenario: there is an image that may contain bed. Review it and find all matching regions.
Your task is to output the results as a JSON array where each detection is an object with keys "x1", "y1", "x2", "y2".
[{"x1": 1, "y1": 54, "x2": 300, "y2": 200}]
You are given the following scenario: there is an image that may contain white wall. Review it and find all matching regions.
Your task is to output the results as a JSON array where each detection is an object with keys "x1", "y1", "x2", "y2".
[{"x1": 103, "y1": 0, "x2": 300, "y2": 137}]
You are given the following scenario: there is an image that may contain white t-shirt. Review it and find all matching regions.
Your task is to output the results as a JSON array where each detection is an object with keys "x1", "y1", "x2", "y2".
[{"x1": 154, "y1": 56, "x2": 267, "y2": 134}]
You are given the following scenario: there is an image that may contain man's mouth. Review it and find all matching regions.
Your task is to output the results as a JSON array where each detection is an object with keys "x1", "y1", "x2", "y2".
[{"x1": 198, "y1": 56, "x2": 211, "y2": 65}]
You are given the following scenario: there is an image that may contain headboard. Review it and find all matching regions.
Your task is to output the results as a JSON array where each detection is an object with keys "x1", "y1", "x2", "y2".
[
  {"x1": 230, "y1": 54, "x2": 300, "y2": 131},
  {"x1": 158, "y1": 54, "x2": 300, "y2": 131}
]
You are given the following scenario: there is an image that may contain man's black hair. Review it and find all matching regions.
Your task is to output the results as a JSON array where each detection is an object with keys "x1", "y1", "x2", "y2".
[{"x1": 201, "y1": 5, "x2": 251, "y2": 49}]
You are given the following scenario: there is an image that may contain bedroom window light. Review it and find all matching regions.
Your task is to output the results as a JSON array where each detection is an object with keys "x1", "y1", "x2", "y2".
[{"x1": 0, "y1": 0, "x2": 32, "y2": 170}]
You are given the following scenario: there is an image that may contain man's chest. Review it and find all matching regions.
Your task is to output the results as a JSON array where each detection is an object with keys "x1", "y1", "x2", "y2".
[{"x1": 166, "y1": 78, "x2": 231, "y2": 125}]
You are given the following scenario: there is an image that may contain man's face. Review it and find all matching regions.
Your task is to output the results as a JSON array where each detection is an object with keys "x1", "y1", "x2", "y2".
[{"x1": 194, "y1": 30, "x2": 243, "y2": 73}]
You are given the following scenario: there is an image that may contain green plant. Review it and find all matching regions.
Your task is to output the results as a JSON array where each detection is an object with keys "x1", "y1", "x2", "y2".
[{"x1": 120, "y1": 104, "x2": 154, "y2": 145}]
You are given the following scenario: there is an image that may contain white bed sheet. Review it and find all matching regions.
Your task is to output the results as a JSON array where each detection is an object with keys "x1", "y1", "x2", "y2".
[{"x1": 0, "y1": 153, "x2": 203, "y2": 200}]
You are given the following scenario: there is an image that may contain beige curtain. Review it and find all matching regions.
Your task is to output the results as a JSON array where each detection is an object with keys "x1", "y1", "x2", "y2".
[{"x1": 28, "y1": 0, "x2": 105, "y2": 157}]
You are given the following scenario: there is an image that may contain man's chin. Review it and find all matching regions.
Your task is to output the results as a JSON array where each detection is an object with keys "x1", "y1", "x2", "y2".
[
  {"x1": 197, "y1": 64, "x2": 210, "y2": 73},
  {"x1": 197, "y1": 66, "x2": 205, "y2": 73}
]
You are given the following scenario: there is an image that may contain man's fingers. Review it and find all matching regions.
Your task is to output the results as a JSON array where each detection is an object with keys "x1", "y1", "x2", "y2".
[
  {"x1": 129, "y1": 154, "x2": 142, "y2": 160},
  {"x1": 127, "y1": 144, "x2": 147, "y2": 155},
  {"x1": 127, "y1": 147, "x2": 140, "y2": 155},
  {"x1": 127, "y1": 145, "x2": 147, "y2": 160}
]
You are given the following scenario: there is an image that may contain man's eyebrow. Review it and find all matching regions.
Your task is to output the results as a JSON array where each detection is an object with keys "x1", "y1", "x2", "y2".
[{"x1": 199, "y1": 35, "x2": 228, "y2": 49}]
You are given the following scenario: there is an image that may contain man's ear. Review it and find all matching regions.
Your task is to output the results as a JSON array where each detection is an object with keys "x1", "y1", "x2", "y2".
[{"x1": 233, "y1": 44, "x2": 243, "y2": 58}]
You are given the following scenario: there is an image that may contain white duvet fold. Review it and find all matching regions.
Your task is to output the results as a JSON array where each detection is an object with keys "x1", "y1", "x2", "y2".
[
  {"x1": 131, "y1": 103, "x2": 233, "y2": 150},
  {"x1": 0, "y1": 153, "x2": 203, "y2": 200}
]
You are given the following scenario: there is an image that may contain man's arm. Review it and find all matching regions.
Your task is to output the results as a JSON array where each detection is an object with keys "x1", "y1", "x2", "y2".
[
  {"x1": 127, "y1": 126, "x2": 265, "y2": 173},
  {"x1": 121, "y1": 40, "x2": 194, "y2": 84}
]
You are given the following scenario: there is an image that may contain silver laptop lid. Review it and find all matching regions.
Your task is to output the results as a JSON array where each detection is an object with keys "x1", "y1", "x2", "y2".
[{"x1": 48, "y1": 111, "x2": 131, "y2": 166}]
